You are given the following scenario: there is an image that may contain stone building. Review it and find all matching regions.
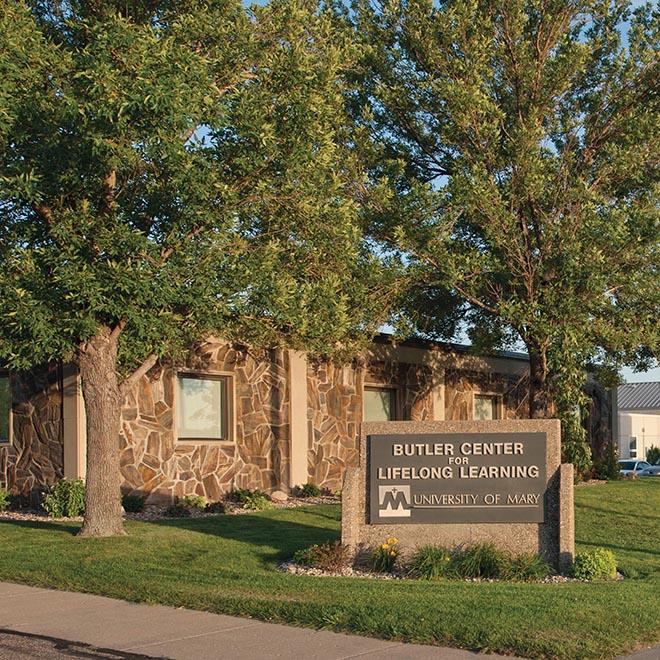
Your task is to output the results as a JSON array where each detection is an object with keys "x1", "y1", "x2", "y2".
[{"x1": 0, "y1": 335, "x2": 611, "y2": 502}]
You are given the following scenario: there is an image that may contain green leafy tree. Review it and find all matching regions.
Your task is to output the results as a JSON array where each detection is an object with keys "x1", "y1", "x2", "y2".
[
  {"x1": 0, "y1": 0, "x2": 388, "y2": 536},
  {"x1": 350, "y1": 0, "x2": 659, "y2": 471}
]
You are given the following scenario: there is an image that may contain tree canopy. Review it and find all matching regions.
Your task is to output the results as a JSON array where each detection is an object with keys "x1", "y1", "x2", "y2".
[
  {"x1": 350, "y1": 0, "x2": 659, "y2": 470},
  {"x1": 0, "y1": 0, "x2": 389, "y2": 534}
]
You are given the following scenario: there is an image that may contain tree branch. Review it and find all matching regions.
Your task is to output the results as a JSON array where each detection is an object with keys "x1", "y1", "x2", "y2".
[{"x1": 119, "y1": 354, "x2": 158, "y2": 397}]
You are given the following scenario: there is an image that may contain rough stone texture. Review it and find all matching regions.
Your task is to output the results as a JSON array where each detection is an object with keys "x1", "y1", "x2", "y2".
[
  {"x1": 559, "y1": 463, "x2": 575, "y2": 574},
  {"x1": 444, "y1": 369, "x2": 530, "y2": 420},
  {"x1": 366, "y1": 361, "x2": 435, "y2": 421},
  {"x1": 119, "y1": 342, "x2": 290, "y2": 503},
  {"x1": 342, "y1": 419, "x2": 573, "y2": 572},
  {"x1": 307, "y1": 361, "x2": 363, "y2": 492},
  {"x1": 0, "y1": 365, "x2": 64, "y2": 499},
  {"x1": 307, "y1": 360, "x2": 436, "y2": 492}
]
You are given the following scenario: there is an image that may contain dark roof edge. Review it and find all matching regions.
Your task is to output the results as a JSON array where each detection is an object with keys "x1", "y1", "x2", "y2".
[{"x1": 373, "y1": 333, "x2": 530, "y2": 363}]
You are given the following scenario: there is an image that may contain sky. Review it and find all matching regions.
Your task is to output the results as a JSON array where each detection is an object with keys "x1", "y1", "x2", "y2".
[{"x1": 621, "y1": 364, "x2": 660, "y2": 384}]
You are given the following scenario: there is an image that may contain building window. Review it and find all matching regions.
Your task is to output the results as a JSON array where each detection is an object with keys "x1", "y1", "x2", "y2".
[
  {"x1": 176, "y1": 374, "x2": 231, "y2": 442},
  {"x1": 629, "y1": 437, "x2": 637, "y2": 458},
  {"x1": 473, "y1": 394, "x2": 500, "y2": 421},
  {"x1": 0, "y1": 375, "x2": 10, "y2": 443},
  {"x1": 364, "y1": 387, "x2": 396, "y2": 422}
]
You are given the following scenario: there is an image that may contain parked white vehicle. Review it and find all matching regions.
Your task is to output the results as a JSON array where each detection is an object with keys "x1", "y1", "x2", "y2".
[{"x1": 618, "y1": 459, "x2": 652, "y2": 477}]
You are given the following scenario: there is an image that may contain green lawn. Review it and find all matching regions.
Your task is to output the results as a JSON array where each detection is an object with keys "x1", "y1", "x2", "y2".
[{"x1": 0, "y1": 480, "x2": 658, "y2": 659}]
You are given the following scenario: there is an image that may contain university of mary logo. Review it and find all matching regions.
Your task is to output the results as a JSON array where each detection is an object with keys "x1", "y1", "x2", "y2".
[{"x1": 378, "y1": 485, "x2": 411, "y2": 517}]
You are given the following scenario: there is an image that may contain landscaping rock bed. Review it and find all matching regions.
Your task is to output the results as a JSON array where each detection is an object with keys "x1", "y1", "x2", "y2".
[
  {"x1": 0, "y1": 494, "x2": 341, "y2": 523},
  {"x1": 279, "y1": 560, "x2": 619, "y2": 583}
]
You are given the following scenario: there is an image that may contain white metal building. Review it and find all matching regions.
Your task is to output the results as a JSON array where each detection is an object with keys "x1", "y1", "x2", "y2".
[{"x1": 617, "y1": 382, "x2": 660, "y2": 460}]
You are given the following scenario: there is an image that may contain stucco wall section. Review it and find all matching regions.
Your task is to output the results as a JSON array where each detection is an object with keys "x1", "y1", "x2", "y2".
[
  {"x1": 0, "y1": 365, "x2": 64, "y2": 498},
  {"x1": 119, "y1": 342, "x2": 290, "y2": 503}
]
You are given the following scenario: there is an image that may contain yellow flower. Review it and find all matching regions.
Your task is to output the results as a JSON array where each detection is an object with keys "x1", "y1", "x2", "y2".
[
  {"x1": 381, "y1": 543, "x2": 389, "y2": 550},
  {"x1": 390, "y1": 550, "x2": 396, "y2": 556},
  {"x1": 387, "y1": 537, "x2": 398, "y2": 545}
]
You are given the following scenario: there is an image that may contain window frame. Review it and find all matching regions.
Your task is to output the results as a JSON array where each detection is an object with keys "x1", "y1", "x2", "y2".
[
  {"x1": 472, "y1": 391, "x2": 503, "y2": 421},
  {"x1": 0, "y1": 372, "x2": 12, "y2": 445},
  {"x1": 174, "y1": 370, "x2": 235, "y2": 444},
  {"x1": 363, "y1": 384, "x2": 399, "y2": 422}
]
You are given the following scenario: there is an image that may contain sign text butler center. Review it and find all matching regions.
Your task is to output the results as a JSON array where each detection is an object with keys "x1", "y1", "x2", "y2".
[{"x1": 343, "y1": 420, "x2": 574, "y2": 573}]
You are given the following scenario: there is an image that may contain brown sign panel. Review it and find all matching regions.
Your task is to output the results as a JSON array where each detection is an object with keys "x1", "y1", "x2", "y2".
[{"x1": 369, "y1": 432, "x2": 547, "y2": 524}]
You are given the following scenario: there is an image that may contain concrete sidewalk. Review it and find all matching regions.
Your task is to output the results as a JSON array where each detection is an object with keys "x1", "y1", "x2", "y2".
[
  {"x1": 0, "y1": 582, "x2": 657, "y2": 660},
  {"x1": 0, "y1": 582, "x2": 511, "y2": 659}
]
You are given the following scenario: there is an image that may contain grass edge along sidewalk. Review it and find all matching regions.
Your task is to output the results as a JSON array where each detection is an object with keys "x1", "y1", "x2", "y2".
[{"x1": 0, "y1": 480, "x2": 658, "y2": 659}]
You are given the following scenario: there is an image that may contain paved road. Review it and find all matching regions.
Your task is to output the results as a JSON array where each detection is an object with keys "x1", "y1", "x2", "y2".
[{"x1": 0, "y1": 582, "x2": 657, "y2": 659}]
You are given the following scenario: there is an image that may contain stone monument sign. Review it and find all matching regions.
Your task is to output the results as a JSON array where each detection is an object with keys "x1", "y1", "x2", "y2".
[{"x1": 342, "y1": 420, "x2": 574, "y2": 572}]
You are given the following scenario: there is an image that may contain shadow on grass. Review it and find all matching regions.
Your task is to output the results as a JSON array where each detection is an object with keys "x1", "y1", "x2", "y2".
[
  {"x1": 142, "y1": 509, "x2": 341, "y2": 567},
  {"x1": 576, "y1": 502, "x2": 660, "y2": 521},
  {"x1": 0, "y1": 518, "x2": 81, "y2": 535}
]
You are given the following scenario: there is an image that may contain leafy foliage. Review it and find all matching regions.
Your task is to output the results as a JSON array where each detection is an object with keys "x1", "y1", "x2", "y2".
[
  {"x1": 292, "y1": 540, "x2": 350, "y2": 571},
  {"x1": 406, "y1": 543, "x2": 550, "y2": 581},
  {"x1": 406, "y1": 544, "x2": 453, "y2": 580},
  {"x1": 0, "y1": 488, "x2": 9, "y2": 512},
  {"x1": 646, "y1": 446, "x2": 660, "y2": 465},
  {"x1": 592, "y1": 441, "x2": 621, "y2": 480},
  {"x1": 350, "y1": 0, "x2": 660, "y2": 471},
  {"x1": 121, "y1": 493, "x2": 146, "y2": 513},
  {"x1": 242, "y1": 493, "x2": 272, "y2": 511},
  {"x1": 298, "y1": 483, "x2": 321, "y2": 498},
  {"x1": 42, "y1": 479, "x2": 86, "y2": 518},
  {"x1": 571, "y1": 548, "x2": 617, "y2": 580},
  {"x1": 181, "y1": 495, "x2": 206, "y2": 510},
  {"x1": 0, "y1": 0, "x2": 391, "y2": 533},
  {"x1": 452, "y1": 543, "x2": 510, "y2": 580},
  {"x1": 370, "y1": 536, "x2": 399, "y2": 572},
  {"x1": 505, "y1": 553, "x2": 551, "y2": 582}
]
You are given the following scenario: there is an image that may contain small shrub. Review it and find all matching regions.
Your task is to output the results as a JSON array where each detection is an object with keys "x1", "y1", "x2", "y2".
[
  {"x1": 42, "y1": 479, "x2": 85, "y2": 518},
  {"x1": 242, "y1": 492, "x2": 272, "y2": 510},
  {"x1": 371, "y1": 537, "x2": 399, "y2": 573},
  {"x1": 166, "y1": 501, "x2": 191, "y2": 517},
  {"x1": 181, "y1": 494, "x2": 206, "y2": 509},
  {"x1": 0, "y1": 488, "x2": 10, "y2": 512},
  {"x1": 453, "y1": 543, "x2": 508, "y2": 579},
  {"x1": 293, "y1": 540, "x2": 350, "y2": 571},
  {"x1": 571, "y1": 548, "x2": 617, "y2": 580},
  {"x1": 299, "y1": 483, "x2": 321, "y2": 498},
  {"x1": 205, "y1": 501, "x2": 226, "y2": 514},
  {"x1": 646, "y1": 445, "x2": 660, "y2": 465},
  {"x1": 506, "y1": 553, "x2": 551, "y2": 582},
  {"x1": 407, "y1": 545, "x2": 452, "y2": 580},
  {"x1": 230, "y1": 488, "x2": 266, "y2": 504},
  {"x1": 121, "y1": 493, "x2": 146, "y2": 513}
]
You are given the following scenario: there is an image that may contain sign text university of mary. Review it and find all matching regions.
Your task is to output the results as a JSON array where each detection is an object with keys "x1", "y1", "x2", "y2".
[{"x1": 369, "y1": 433, "x2": 547, "y2": 524}]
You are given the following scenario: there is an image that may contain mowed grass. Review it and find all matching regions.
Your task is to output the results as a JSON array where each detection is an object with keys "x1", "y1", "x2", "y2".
[{"x1": 0, "y1": 480, "x2": 658, "y2": 659}]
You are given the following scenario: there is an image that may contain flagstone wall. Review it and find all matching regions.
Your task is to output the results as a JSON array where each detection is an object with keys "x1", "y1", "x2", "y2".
[
  {"x1": 306, "y1": 359, "x2": 436, "y2": 491},
  {"x1": 0, "y1": 364, "x2": 64, "y2": 499},
  {"x1": 119, "y1": 342, "x2": 290, "y2": 503},
  {"x1": 444, "y1": 368, "x2": 529, "y2": 420}
]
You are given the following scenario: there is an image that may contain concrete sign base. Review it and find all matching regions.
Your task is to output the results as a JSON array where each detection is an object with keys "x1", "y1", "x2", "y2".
[{"x1": 341, "y1": 420, "x2": 574, "y2": 573}]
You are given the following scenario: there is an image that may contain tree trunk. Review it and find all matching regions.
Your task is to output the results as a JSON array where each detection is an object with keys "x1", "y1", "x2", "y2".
[
  {"x1": 77, "y1": 326, "x2": 125, "y2": 537},
  {"x1": 528, "y1": 346, "x2": 556, "y2": 419}
]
